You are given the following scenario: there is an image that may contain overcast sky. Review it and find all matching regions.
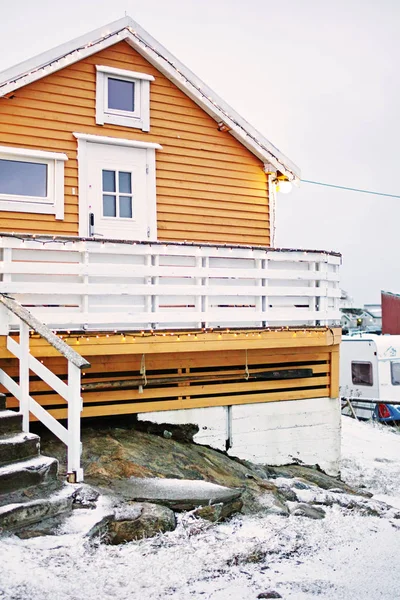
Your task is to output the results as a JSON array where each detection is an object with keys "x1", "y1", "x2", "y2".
[{"x1": 0, "y1": 0, "x2": 398, "y2": 305}]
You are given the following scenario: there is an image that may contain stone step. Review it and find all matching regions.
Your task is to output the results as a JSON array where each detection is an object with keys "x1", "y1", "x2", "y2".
[
  {"x1": 0, "y1": 455, "x2": 58, "y2": 497},
  {"x1": 0, "y1": 432, "x2": 40, "y2": 467},
  {"x1": 0, "y1": 411, "x2": 22, "y2": 437},
  {"x1": 0, "y1": 486, "x2": 75, "y2": 534}
]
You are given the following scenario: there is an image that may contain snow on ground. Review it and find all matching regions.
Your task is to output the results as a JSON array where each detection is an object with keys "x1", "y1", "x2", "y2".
[{"x1": 1, "y1": 417, "x2": 400, "y2": 600}]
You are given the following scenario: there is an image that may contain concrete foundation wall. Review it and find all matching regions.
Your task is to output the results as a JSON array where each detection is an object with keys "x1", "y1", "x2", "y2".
[{"x1": 138, "y1": 397, "x2": 341, "y2": 476}]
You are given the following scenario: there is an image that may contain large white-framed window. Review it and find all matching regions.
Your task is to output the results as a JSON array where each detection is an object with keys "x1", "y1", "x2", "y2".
[
  {"x1": 96, "y1": 65, "x2": 154, "y2": 132},
  {"x1": 0, "y1": 146, "x2": 67, "y2": 219}
]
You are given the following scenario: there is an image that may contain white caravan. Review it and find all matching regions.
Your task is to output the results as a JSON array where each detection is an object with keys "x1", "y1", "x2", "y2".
[{"x1": 340, "y1": 334, "x2": 400, "y2": 421}]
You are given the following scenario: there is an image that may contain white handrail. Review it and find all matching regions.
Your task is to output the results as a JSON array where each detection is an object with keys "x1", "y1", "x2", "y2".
[{"x1": 0, "y1": 297, "x2": 90, "y2": 482}]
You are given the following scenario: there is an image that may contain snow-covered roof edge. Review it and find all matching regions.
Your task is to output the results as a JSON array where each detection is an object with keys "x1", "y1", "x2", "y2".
[{"x1": 0, "y1": 17, "x2": 300, "y2": 180}]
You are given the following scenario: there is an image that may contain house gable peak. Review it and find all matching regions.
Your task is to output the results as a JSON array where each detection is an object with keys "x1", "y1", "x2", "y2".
[{"x1": 0, "y1": 16, "x2": 300, "y2": 180}]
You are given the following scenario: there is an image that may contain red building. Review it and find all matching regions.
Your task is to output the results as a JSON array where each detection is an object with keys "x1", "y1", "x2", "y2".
[{"x1": 382, "y1": 291, "x2": 400, "y2": 334}]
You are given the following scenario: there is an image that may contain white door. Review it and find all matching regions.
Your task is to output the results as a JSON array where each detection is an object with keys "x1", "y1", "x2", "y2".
[{"x1": 85, "y1": 142, "x2": 156, "y2": 241}]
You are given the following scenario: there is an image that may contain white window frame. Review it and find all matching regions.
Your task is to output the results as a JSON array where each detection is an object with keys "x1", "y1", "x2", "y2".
[
  {"x1": 0, "y1": 146, "x2": 67, "y2": 219},
  {"x1": 96, "y1": 65, "x2": 154, "y2": 132}
]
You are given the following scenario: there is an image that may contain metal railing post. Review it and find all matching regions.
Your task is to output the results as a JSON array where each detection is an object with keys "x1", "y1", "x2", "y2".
[{"x1": 67, "y1": 361, "x2": 83, "y2": 482}]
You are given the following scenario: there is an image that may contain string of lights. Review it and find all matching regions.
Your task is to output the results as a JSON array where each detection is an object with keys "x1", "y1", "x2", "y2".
[
  {"x1": 0, "y1": 232, "x2": 341, "y2": 258},
  {"x1": 26, "y1": 327, "x2": 331, "y2": 345}
]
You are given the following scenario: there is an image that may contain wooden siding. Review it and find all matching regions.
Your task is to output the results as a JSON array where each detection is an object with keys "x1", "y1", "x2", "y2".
[
  {"x1": 2, "y1": 345, "x2": 337, "y2": 420},
  {"x1": 0, "y1": 42, "x2": 269, "y2": 245}
]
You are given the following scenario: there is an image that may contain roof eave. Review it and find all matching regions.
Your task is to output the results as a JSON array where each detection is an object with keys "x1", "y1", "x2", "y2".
[{"x1": 0, "y1": 16, "x2": 300, "y2": 180}]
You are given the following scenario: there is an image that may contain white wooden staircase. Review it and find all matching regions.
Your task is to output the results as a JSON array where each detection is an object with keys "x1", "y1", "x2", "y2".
[
  {"x1": 0, "y1": 394, "x2": 74, "y2": 535},
  {"x1": 0, "y1": 295, "x2": 89, "y2": 482}
]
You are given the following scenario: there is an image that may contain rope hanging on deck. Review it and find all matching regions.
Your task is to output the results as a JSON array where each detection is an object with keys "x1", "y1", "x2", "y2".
[
  {"x1": 244, "y1": 349, "x2": 250, "y2": 381},
  {"x1": 140, "y1": 354, "x2": 148, "y2": 389}
]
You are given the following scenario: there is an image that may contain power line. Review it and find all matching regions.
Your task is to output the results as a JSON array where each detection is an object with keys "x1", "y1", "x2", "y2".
[{"x1": 301, "y1": 179, "x2": 400, "y2": 199}]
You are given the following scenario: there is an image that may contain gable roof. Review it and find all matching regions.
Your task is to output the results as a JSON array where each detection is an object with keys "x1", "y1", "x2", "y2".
[{"x1": 0, "y1": 16, "x2": 300, "y2": 181}]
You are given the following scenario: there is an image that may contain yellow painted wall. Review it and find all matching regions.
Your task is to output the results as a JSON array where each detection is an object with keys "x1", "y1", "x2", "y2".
[{"x1": 0, "y1": 41, "x2": 269, "y2": 245}]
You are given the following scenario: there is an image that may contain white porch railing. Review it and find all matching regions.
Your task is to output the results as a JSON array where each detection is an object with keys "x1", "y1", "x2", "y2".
[
  {"x1": 0, "y1": 234, "x2": 341, "y2": 331},
  {"x1": 0, "y1": 295, "x2": 90, "y2": 482}
]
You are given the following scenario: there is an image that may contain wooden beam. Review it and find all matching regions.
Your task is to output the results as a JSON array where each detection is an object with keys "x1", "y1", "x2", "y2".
[
  {"x1": 80, "y1": 367, "x2": 314, "y2": 391},
  {"x1": 330, "y1": 345, "x2": 340, "y2": 398},
  {"x1": 27, "y1": 374, "x2": 329, "y2": 405},
  {"x1": 0, "y1": 327, "x2": 341, "y2": 359},
  {"x1": 26, "y1": 387, "x2": 330, "y2": 420}
]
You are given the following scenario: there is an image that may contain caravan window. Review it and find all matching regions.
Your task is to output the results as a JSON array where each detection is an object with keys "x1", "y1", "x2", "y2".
[
  {"x1": 391, "y1": 362, "x2": 400, "y2": 386},
  {"x1": 351, "y1": 362, "x2": 373, "y2": 386}
]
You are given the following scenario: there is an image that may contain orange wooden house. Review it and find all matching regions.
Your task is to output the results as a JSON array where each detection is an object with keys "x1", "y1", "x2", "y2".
[{"x1": 0, "y1": 17, "x2": 341, "y2": 481}]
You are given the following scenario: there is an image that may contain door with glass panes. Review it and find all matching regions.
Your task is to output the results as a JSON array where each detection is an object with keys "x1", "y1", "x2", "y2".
[{"x1": 86, "y1": 142, "x2": 153, "y2": 240}]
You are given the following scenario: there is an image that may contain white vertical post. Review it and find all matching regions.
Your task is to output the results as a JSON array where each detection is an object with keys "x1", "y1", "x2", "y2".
[
  {"x1": 151, "y1": 253, "x2": 159, "y2": 325},
  {"x1": 267, "y1": 174, "x2": 277, "y2": 248},
  {"x1": 145, "y1": 253, "x2": 152, "y2": 327},
  {"x1": 81, "y1": 249, "x2": 89, "y2": 317},
  {"x1": 332, "y1": 263, "x2": 340, "y2": 322},
  {"x1": 195, "y1": 255, "x2": 202, "y2": 328},
  {"x1": 226, "y1": 405, "x2": 233, "y2": 451},
  {"x1": 317, "y1": 259, "x2": 329, "y2": 326},
  {"x1": 255, "y1": 258, "x2": 262, "y2": 326},
  {"x1": 261, "y1": 257, "x2": 269, "y2": 327},
  {"x1": 309, "y1": 260, "x2": 318, "y2": 326},
  {"x1": 2, "y1": 247, "x2": 13, "y2": 284},
  {"x1": 19, "y1": 320, "x2": 30, "y2": 432},
  {"x1": 0, "y1": 303, "x2": 10, "y2": 336},
  {"x1": 0, "y1": 247, "x2": 13, "y2": 334},
  {"x1": 67, "y1": 361, "x2": 83, "y2": 482},
  {"x1": 202, "y1": 255, "x2": 209, "y2": 328}
]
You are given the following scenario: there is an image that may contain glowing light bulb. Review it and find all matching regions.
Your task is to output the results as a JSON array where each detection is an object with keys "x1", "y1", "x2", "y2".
[{"x1": 276, "y1": 180, "x2": 292, "y2": 194}]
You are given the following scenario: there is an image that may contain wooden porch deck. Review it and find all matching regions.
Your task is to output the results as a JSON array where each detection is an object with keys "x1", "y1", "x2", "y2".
[{"x1": 0, "y1": 327, "x2": 340, "y2": 420}]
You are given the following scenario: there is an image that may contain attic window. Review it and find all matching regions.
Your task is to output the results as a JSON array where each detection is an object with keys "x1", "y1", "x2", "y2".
[
  {"x1": 96, "y1": 65, "x2": 154, "y2": 131},
  {"x1": 0, "y1": 146, "x2": 67, "y2": 219}
]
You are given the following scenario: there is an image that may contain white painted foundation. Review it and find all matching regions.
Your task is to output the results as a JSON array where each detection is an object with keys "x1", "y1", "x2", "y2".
[{"x1": 138, "y1": 397, "x2": 341, "y2": 476}]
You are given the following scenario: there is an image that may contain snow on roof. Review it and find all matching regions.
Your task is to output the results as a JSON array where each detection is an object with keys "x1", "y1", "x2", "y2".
[{"x1": 0, "y1": 16, "x2": 300, "y2": 181}]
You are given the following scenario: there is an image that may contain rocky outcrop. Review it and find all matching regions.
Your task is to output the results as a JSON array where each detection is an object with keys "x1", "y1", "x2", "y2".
[
  {"x1": 117, "y1": 477, "x2": 242, "y2": 510},
  {"x1": 39, "y1": 424, "x2": 293, "y2": 514},
  {"x1": 34, "y1": 419, "x2": 397, "y2": 545},
  {"x1": 193, "y1": 500, "x2": 243, "y2": 522},
  {"x1": 87, "y1": 502, "x2": 176, "y2": 544},
  {"x1": 289, "y1": 503, "x2": 326, "y2": 519}
]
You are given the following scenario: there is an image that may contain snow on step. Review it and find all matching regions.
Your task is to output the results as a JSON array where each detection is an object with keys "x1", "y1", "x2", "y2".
[
  {"x1": 0, "y1": 411, "x2": 19, "y2": 418},
  {"x1": 0, "y1": 454, "x2": 58, "y2": 496},
  {"x1": 0, "y1": 485, "x2": 75, "y2": 533},
  {"x1": 0, "y1": 432, "x2": 38, "y2": 446},
  {"x1": 0, "y1": 432, "x2": 40, "y2": 466},
  {"x1": 0, "y1": 410, "x2": 22, "y2": 436}
]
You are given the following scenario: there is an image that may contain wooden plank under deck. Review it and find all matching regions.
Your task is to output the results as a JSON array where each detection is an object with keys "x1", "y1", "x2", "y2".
[{"x1": 0, "y1": 328, "x2": 341, "y2": 420}]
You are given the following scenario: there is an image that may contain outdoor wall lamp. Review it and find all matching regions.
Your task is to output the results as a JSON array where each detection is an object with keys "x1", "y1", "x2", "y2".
[{"x1": 275, "y1": 176, "x2": 293, "y2": 194}]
